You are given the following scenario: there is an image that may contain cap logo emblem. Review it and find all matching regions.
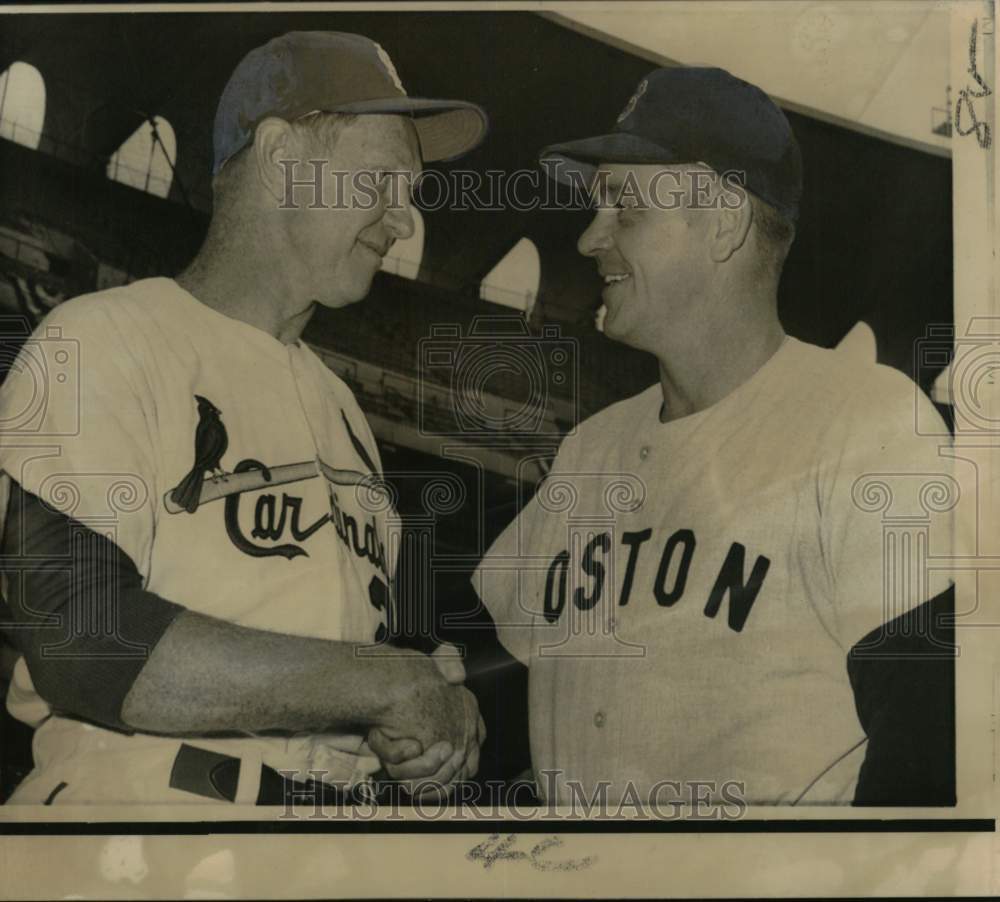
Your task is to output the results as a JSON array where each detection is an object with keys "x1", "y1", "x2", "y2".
[
  {"x1": 374, "y1": 42, "x2": 407, "y2": 95},
  {"x1": 617, "y1": 79, "x2": 648, "y2": 124}
]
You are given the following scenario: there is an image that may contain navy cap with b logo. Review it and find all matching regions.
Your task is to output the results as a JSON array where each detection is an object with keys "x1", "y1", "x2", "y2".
[
  {"x1": 540, "y1": 67, "x2": 803, "y2": 222},
  {"x1": 213, "y1": 31, "x2": 489, "y2": 175}
]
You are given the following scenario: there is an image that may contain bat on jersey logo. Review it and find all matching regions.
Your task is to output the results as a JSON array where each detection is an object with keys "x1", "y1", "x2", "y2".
[
  {"x1": 165, "y1": 394, "x2": 388, "y2": 514},
  {"x1": 163, "y1": 458, "x2": 384, "y2": 514}
]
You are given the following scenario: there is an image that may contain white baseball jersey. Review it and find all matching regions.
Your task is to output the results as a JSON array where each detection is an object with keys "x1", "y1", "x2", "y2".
[
  {"x1": 1, "y1": 277, "x2": 397, "y2": 804},
  {"x1": 473, "y1": 337, "x2": 955, "y2": 805}
]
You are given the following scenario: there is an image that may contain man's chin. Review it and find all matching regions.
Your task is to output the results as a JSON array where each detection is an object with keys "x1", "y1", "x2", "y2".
[
  {"x1": 602, "y1": 315, "x2": 640, "y2": 351},
  {"x1": 315, "y1": 277, "x2": 376, "y2": 310},
  {"x1": 602, "y1": 310, "x2": 623, "y2": 340}
]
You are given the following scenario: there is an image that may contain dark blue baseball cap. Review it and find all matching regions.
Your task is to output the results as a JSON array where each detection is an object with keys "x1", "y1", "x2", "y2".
[
  {"x1": 214, "y1": 31, "x2": 489, "y2": 175},
  {"x1": 540, "y1": 67, "x2": 802, "y2": 222}
]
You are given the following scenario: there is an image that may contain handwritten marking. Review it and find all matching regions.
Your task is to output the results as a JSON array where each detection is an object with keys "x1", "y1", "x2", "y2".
[
  {"x1": 955, "y1": 20, "x2": 992, "y2": 149},
  {"x1": 467, "y1": 833, "x2": 596, "y2": 872}
]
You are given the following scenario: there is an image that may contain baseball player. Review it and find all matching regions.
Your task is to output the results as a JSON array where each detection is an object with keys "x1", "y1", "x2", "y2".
[
  {"x1": 468, "y1": 68, "x2": 956, "y2": 806},
  {"x1": 0, "y1": 32, "x2": 487, "y2": 805}
]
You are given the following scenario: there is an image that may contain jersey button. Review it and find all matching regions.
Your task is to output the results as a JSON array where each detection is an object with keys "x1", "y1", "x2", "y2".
[
  {"x1": 639, "y1": 446, "x2": 650, "y2": 460},
  {"x1": 593, "y1": 711, "x2": 606, "y2": 728}
]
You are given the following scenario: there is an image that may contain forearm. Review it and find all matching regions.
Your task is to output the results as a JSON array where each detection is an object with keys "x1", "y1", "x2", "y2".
[
  {"x1": 121, "y1": 609, "x2": 438, "y2": 736},
  {"x1": 2, "y1": 478, "x2": 453, "y2": 740}
]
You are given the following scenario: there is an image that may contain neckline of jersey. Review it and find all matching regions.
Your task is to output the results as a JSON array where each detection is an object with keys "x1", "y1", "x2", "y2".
[
  {"x1": 164, "y1": 277, "x2": 307, "y2": 365},
  {"x1": 649, "y1": 334, "x2": 800, "y2": 432}
]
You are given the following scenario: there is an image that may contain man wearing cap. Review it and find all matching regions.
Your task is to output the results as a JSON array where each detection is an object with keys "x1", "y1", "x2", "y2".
[
  {"x1": 0, "y1": 32, "x2": 489, "y2": 805},
  {"x1": 468, "y1": 68, "x2": 955, "y2": 805}
]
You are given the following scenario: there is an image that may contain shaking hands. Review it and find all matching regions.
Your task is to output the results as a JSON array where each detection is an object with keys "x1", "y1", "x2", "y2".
[{"x1": 368, "y1": 643, "x2": 487, "y2": 799}]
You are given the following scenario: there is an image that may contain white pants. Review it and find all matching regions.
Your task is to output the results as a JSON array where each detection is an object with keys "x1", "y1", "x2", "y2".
[{"x1": 7, "y1": 715, "x2": 378, "y2": 805}]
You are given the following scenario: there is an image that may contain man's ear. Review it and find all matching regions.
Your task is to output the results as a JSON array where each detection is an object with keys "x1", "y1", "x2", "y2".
[
  {"x1": 252, "y1": 117, "x2": 297, "y2": 204},
  {"x1": 709, "y1": 192, "x2": 753, "y2": 263}
]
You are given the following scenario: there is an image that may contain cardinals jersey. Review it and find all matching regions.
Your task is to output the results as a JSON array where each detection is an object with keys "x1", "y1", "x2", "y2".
[{"x1": 0, "y1": 277, "x2": 397, "y2": 803}]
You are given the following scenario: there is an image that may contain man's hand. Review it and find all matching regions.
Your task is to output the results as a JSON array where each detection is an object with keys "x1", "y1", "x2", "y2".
[
  {"x1": 370, "y1": 689, "x2": 487, "y2": 797},
  {"x1": 428, "y1": 641, "x2": 466, "y2": 685},
  {"x1": 368, "y1": 644, "x2": 486, "y2": 797}
]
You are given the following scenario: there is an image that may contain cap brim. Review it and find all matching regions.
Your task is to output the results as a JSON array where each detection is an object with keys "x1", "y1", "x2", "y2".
[
  {"x1": 539, "y1": 132, "x2": 678, "y2": 185},
  {"x1": 334, "y1": 97, "x2": 488, "y2": 162}
]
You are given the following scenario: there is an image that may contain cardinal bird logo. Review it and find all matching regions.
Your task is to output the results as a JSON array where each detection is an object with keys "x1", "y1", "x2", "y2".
[{"x1": 170, "y1": 395, "x2": 230, "y2": 514}]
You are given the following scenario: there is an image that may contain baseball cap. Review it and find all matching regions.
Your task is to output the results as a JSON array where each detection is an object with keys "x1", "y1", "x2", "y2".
[
  {"x1": 213, "y1": 31, "x2": 489, "y2": 175},
  {"x1": 539, "y1": 67, "x2": 802, "y2": 222}
]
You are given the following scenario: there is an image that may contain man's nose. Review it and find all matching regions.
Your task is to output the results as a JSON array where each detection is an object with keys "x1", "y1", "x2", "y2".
[
  {"x1": 578, "y1": 212, "x2": 614, "y2": 258},
  {"x1": 384, "y1": 195, "x2": 416, "y2": 241}
]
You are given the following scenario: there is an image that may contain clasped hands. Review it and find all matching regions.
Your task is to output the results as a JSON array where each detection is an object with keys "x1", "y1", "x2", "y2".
[{"x1": 367, "y1": 644, "x2": 486, "y2": 798}]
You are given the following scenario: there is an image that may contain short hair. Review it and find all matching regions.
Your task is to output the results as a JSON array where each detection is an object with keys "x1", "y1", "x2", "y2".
[
  {"x1": 211, "y1": 112, "x2": 359, "y2": 208},
  {"x1": 749, "y1": 191, "x2": 795, "y2": 276},
  {"x1": 288, "y1": 111, "x2": 359, "y2": 155}
]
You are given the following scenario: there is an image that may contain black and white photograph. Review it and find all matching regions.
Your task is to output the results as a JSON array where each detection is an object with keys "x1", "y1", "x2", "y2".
[{"x1": 0, "y1": 1, "x2": 995, "y2": 898}]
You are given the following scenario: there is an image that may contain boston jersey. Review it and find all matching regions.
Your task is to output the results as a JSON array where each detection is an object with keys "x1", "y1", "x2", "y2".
[{"x1": 473, "y1": 337, "x2": 956, "y2": 805}]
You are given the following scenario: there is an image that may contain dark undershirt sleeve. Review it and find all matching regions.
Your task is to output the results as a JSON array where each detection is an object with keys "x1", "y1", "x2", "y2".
[
  {"x1": 0, "y1": 479, "x2": 185, "y2": 733},
  {"x1": 848, "y1": 586, "x2": 955, "y2": 806}
]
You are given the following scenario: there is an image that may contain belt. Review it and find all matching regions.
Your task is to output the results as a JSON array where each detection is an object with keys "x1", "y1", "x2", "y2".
[{"x1": 169, "y1": 742, "x2": 364, "y2": 806}]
